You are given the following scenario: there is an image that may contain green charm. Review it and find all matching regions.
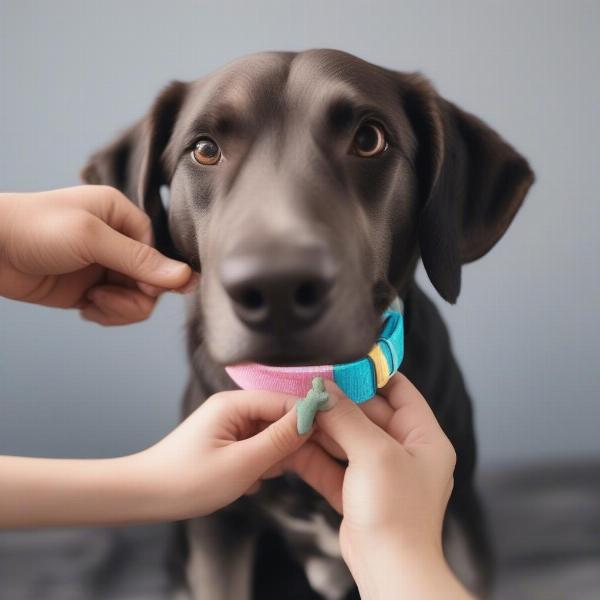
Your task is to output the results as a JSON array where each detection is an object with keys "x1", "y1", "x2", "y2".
[{"x1": 296, "y1": 377, "x2": 331, "y2": 435}]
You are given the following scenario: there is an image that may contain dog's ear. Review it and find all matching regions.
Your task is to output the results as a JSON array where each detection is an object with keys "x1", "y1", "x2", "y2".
[
  {"x1": 81, "y1": 81, "x2": 189, "y2": 258},
  {"x1": 400, "y1": 75, "x2": 534, "y2": 303}
]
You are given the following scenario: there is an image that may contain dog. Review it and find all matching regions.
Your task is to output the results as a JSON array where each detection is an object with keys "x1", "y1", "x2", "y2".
[{"x1": 82, "y1": 49, "x2": 534, "y2": 599}]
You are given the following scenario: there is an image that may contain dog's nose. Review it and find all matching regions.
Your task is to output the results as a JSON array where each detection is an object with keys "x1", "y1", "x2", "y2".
[{"x1": 221, "y1": 244, "x2": 337, "y2": 334}]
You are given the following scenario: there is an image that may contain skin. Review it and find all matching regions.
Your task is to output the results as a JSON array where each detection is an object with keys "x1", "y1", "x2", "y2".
[
  {"x1": 289, "y1": 377, "x2": 473, "y2": 600},
  {"x1": 0, "y1": 186, "x2": 196, "y2": 324}
]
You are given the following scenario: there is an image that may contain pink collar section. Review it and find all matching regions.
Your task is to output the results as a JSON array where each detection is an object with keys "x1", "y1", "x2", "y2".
[{"x1": 225, "y1": 363, "x2": 334, "y2": 398}]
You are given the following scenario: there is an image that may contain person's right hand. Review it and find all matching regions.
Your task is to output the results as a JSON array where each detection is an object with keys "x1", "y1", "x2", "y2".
[{"x1": 284, "y1": 374, "x2": 468, "y2": 599}]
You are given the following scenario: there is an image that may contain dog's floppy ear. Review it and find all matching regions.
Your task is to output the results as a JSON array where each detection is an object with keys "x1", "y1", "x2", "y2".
[
  {"x1": 400, "y1": 75, "x2": 534, "y2": 303},
  {"x1": 81, "y1": 81, "x2": 189, "y2": 258}
]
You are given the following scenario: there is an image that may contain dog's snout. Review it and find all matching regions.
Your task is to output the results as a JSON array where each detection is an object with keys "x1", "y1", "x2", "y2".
[{"x1": 221, "y1": 243, "x2": 337, "y2": 334}]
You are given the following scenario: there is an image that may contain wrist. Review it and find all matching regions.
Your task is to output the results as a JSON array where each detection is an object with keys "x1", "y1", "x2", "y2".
[
  {"x1": 343, "y1": 527, "x2": 454, "y2": 600},
  {"x1": 128, "y1": 448, "x2": 188, "y2": 522},
  {"x1": 82, "y1": 453, "x2": 174, "y2": 524},
  {"x1": 132, "y1": 444, "x2": 213, "y2": 522}
]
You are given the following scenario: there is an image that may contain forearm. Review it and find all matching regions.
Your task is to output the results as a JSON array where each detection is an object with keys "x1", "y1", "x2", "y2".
[
  {"x1": 347, "y1": 537, "x2": 473, "y2": 600},
  {"x1": 0, "y1": 453, "x2": 168, "y2": 528}
]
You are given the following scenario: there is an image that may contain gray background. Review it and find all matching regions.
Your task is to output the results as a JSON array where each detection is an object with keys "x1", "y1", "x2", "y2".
[{"x1": 1, "y1": 0, "x2": 598, "y2": 468}]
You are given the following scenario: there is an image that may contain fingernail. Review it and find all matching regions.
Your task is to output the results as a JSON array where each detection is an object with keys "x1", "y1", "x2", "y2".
[
  {"x1": 157, "y1": 260, "x2": 190, "y2": 278},
  {"x1": 137, "y1": 282, "x2": 163, "y2": 297},
  {"x1": 321, "y1": 393, "x2": 337, "y2": 411},
  {"x1": 173, "y1": 271, "x2": 200, "y2": 294}
]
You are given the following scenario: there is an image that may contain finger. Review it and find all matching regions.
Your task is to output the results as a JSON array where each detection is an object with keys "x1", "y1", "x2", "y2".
[
  {"x1": 86, "y1": 285, "x2": 156, "y2": 323},
  {"x1": 232, "y1": 405, "x2": 307, "y2": 474},
  {"x1": 311, "y1": 430, "x2": 346, "y2": 461},
  {"x1": 379, "y1": 373, "x2": 448, "y2": 447},
  {"x1": 359, "y1": 394, "x2": 395, "y2": 429},
  {"x1": 80, "y1": 304, "x2": 131, "y2": 326},
  {"x1": 137, "y1": 271, "x2": 200, "y2": 298},
  {"x1": 284, "y1": 442, "x2": 344, "y2": 513},
  {"x1": 315, "y1": 382, "x2": 393, "y2": 461},
  {"x1": 26, "y1": 264, "x2": 103, "y2": 308},
  {"x1": 79, "y1": 185, "x2": 154, "y2": 245},
  {"x1": 261, "y1": 461, "x2": 285, "y2": 479},
  {"x1": 84, "y1": 217, "x2": 192, "y2": 290},
  {"x1": 210, "y1": 389, "x2": 297, "y2": 427},
  {"x1": 137, "y1": 282, "x2": 166, "y2": 298}
]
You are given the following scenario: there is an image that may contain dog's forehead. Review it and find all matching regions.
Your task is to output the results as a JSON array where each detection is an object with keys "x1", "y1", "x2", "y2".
[
  {"x1": 197, "y1": 51, "x2": 292, "y2": 107},
  {"x1": 189, "y1": 50, "x2": 397, "y2": 119},
  {"x1": 286, "y1": 49, "x2": 394, "y2": 97}
]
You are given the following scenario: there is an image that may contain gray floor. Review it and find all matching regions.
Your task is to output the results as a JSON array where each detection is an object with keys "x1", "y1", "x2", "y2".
[
  {"x1": 1, "y1": 461, "x2": 599, "y2": 600},
  {"x1": 481, "y1": 461, "x2": 600, "y2": 600}
]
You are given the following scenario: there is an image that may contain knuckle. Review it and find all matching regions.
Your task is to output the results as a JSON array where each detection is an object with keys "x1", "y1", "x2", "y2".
[
  {"x1": 99, "y1": 184, "x2": 127, "y2": 206},
  {"x1": 329, "y1": 402, "x2": 358, "y2": 425},
  {"x1": 391, "y1": 371, "x2": 411, "y2": 388},
  {"x1": 78, "y1": 212, "x2": 100, "y2": 235},
  {"x1": 209, "y1": 391, "x2": 227, "y2": 404},
  {"x1": 268, "y1": 422, "x2": 294, "y2": 454},
  {"x1": 446, "y1": 443, "x2": 457, "y2": 471},
  {"x1": 386, "y1": 372, "x2": 424, "y2": 402},
  {"x1": 129, "y1": 241, "x2": 157, "y2": 270},
  {"x1": 447, "y1": 476, "x2": 455, "y2": 496},
  {"x1": 73, "y1": 213, "x2": 102, "y2": 261},
  {"x1": 133, "y1": 294, "x2": 155, "y2": 318},
  {"x1": 437, "y1": 438, "x2": 457, "y2": 474},
  {"x1": 204, "y1": 391, "x2": 229, "y2": 410}
]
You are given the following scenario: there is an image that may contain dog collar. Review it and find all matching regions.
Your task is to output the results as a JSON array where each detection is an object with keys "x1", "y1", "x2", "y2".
[{"x1": 225, "y1": 300, "x2": 404, "y2": 404}]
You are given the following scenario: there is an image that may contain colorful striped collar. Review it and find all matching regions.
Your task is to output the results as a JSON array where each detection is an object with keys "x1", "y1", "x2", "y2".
[{"x1": 225, "y1": 299, "x2": 404, "y2": 403}]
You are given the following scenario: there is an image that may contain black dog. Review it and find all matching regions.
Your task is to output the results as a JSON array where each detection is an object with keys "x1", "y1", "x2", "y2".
[{"x1": 82, "y1": 50, "x2": 533, "y2": 599}]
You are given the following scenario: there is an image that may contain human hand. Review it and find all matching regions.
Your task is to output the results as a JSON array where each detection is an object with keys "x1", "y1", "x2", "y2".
[
  {"x1": 0, "y1": 390, "x2": 306, "y2": 528},
  {"x1": 0, "y1": 186, "x2": 196, "y2": 324},
  {"x1": 284, "y1": 374, "x2": 467, "y2": 599},
  {"x1": 138, "y1": 389, "x2": 306, "y2": 520}
]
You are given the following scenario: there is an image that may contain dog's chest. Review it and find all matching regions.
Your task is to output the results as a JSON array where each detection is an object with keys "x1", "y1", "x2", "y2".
[{"x1": 264, "y1": 505, "x2": 354, "y2": 600}]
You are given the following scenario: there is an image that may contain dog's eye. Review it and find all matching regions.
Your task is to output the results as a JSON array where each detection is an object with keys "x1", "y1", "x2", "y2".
[
  {"x1": 192, "y1": 137, "x2": 221, "y2": 165},
  {"x1": 351, "y1": 122, "x2": 387, "y2": 157}
]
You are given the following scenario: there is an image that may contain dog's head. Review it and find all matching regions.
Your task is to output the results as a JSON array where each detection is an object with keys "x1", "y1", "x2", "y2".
[{"x1": 82, "y1": 50, "x2": 533, "y2": 367}]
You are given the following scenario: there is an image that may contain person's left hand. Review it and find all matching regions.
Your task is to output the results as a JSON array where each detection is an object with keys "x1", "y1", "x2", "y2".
[
  {"x1": 0, "y1": 186, "x2": 196, "y2": 324},
  {"x1": 0, "y1": 388, "x2": 308, "y2": 528}
]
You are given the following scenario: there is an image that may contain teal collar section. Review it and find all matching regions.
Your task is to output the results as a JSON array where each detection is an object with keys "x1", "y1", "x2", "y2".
[{"x1": 332, "y1": 309, "x2": 404, "y2": 403}]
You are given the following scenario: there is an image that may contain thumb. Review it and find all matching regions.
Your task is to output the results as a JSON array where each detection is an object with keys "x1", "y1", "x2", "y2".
[
  {"x1": 87, "y1": 217, "x2": 192, "y2": 289},
  {"x1": 235, "y1": 406, "x2": 307, "y2": 475}
]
